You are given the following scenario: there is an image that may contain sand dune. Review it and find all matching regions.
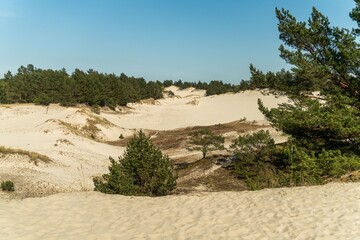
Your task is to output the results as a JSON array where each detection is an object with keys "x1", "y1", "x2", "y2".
[
  {"x1": 1, "y1": 88, "x2": 359, "y2": 239},
  {"x1": 0, "y1": 88, "x2": 288, "y2": 196},
  {"x1": 1, "y1": 182, "x2": 359, "y2": 240},
  {"x1": 104, "y1": 87, "x2": 289, "y2": 130}
]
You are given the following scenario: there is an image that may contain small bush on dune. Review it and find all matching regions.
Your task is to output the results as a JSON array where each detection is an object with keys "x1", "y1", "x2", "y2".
[
  {"x1": 187, "y1": 128, "x2": 225, "y2": 159},
  {"x1": 230, "y1": 130, "x2": 276, "y2": 179},
  {"x1": 230, "y1": 130, "x2": 360, "y2": 190},
  {"x1": 1, "y1": 181, "x2": 15, "y2": 191},
  {"x1": 94, "y1": 130, "x2": 176, "y2": 196}
]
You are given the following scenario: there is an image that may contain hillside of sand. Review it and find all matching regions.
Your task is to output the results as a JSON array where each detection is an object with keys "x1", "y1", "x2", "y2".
[
  {"x1": 0, "y1": 87, "x2": 289, "y2": 198},
  {"x1": 0, "y1": 87, "x2": 359, "y2": 239}
]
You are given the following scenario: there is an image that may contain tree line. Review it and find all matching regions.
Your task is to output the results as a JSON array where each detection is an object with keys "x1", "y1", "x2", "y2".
[
  {"x1": 0, "y1": 65, "x2": 163, "y2": 107},
  {"x1": 0, "y1": 63, "x2": 310, "y2": 108}
]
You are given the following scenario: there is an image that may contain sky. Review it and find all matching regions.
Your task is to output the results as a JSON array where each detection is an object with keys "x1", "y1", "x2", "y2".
[{"x1": 0, "y1": 0, "x2": 357, "y2": 84}]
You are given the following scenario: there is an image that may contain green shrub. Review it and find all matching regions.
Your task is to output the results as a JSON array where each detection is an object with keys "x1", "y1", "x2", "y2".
[
  {"x1": 231, "y1": 131, "x2": 360, "y2": 190},
  {"x1": 34, "y1": 93, "x2": 51, "y2": 106},
  {"x1": 282, "y1": 145, "x2": 323, "y2": 185},
  {"x1": 1, "y1": 180, "x2": 15, "y2": 191},
  {"x1": 119, "y1": 134, "x2": 124, "y2": 139},
  {"x1": 231, "y1": 130, "x2": 276, "y2": 179},
  {"x1": 317, "y1": 150, "x2": 360, "y2": 178},
  {"x1": 229, "y1": 131, "x2": 355, "y2": 189},
  {"x1": 94, "y1": 130, "x2": 177, "y2": 196},
  {"x1": 187, "y1": 128, "x2": 224, "y2": 159}
]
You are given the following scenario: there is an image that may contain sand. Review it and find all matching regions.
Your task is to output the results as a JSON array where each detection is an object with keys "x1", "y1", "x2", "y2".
[
  {"x1": 0, "y1": 87, "x2": 359, "y2": 239},
  {"x1": 1, "y1": 182, "x2": 359, "y2": 240},
  {"x1": 0, "y1": 88, "x2": 288, "y2": 196},
  {"x1": 103, "y1": 87, "x2": 290, "y2": 130}
]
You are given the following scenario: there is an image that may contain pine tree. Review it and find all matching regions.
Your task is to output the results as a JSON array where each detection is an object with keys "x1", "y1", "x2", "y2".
[
  {"x1": 258, "y1": 3, "x2": 360, "y2": 155},
  {"x1": 187, "y1": 128, "x2": 224, "y2": 158},
  {"x1": 94, "y1": 130, "x2": 176, "y2": 196}
]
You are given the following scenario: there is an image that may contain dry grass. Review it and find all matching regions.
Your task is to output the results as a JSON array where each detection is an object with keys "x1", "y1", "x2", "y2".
[
  {"x1": 104, "y1": 121, "x2": 260, "y2": 193},
  {"x1": 174, "y1": 156, "x2": 247, "y2": 193},
  {"x1": 138, "y1": 98, "x2": 160, "y2": 105},
  {"x1": 341, "y1": 170, "x2": 360, "y2": 182},
  {"x1": 58, "y1": 109, "x2": 115, "y2": 141},
  {"x1": 0, "y1": 146, "x2": 52, "y2": 165},
  {"x1": 107, "y1": 120, "x2": 266, "y2": 150},
  {"x1": 55, "y1": 139, "x2": 74, "y2": 146}
]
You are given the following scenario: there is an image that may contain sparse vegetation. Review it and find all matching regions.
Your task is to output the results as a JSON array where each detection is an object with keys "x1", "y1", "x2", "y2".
[
  {"x1": 0, "y1": 146, "x2": 52, "y2": 165},
  {"x1": 187, "y1": 128, "x2": 225, "y2": 159},
  {"x1": 230, "y1": 131, "x2": 360, "y2": 190},
  {"x1": 174, "y1": 157, "x2": 246, "y2": 193},
  {"x1": 91, "y1": 105, "x2": 101, "y2": 114},
  {"x1": 56, "y1": 139, "x2": 74, "y2": 146},
  {"x1": 230, "y1": 130, "x2": 276, "y2": 180},
  {"x1": 1, "y1": 180, "x2": 15, "y2": 191},
  {"x1": 58, "y1": 112, "x2": 114, "y2": 141},
  {"x1": 94, "y1": 130, "x2": 177, "y2": 196}
]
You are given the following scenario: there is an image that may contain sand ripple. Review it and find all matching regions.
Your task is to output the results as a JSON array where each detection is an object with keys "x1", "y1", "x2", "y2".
[{"x1": 1, "y1": 182, "x2": 359, "y2": 240}]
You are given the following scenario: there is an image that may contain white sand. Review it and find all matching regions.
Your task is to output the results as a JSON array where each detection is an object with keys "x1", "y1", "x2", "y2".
[
  {"x1": 1, "y1": 87, "x2": 358, "y2": 239},
  {"x1": 0, "y1": 88, "x2": 288, "y2": 194},
  {"x1": 1, "y1": 182, "x2": 359, "y2": 240},
  {"x1": 103, "y1": 87, "x2": 290, "y2": 130}
]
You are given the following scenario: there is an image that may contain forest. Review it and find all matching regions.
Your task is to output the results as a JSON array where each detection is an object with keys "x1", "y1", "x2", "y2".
[
  {"x1": 0, "y1": 66, "x2": 164, "y2": 107},
  {"x1": 0, "y1": 62, "x2": 315, "y2": 108}
]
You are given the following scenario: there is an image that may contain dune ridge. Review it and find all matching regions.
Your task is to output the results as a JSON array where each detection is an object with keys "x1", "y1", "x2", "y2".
[
  {"x1": 0, "y1": 87, "x2": 359, "y2": 239},
  {"x1": 1, "y1": 182, "x2": 359, "y2": 240}
]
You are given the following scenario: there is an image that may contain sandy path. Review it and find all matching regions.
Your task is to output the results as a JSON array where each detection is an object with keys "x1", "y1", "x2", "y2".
[{"x1": 1, "y1": 182, "x2": 359, "y2": 240}]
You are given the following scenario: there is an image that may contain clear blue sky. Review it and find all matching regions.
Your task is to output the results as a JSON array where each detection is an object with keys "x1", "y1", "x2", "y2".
[{"x1": 0, "y1": 0, "x2": 357, "y2": 84}]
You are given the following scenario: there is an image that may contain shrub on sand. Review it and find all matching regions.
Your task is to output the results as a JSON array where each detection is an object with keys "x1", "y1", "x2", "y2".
[
  {"x1": 94, "y1": 130, "x2": 176, "y2": 196},
  {"x1": 1, "y1": 180, "x2": 15, "y2": 191}
]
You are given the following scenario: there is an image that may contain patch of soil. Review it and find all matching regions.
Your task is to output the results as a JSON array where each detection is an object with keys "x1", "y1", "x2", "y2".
[
  {"x1": 107, "y1": 120, "x2": 266, "y2": 151},
  {"x1": 174, "y1": 156, "x2": 247, "y2": 194}
]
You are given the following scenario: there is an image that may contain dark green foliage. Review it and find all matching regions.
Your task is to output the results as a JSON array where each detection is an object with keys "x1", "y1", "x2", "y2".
[
  {"x1": 276, "y1": 6, "x2": 360, "y2": 99},
  {"x1": 243, "y1": 2, "x2": 360, "y2": 190},
  {"x1": 163, "y1": 80, "x2": 174, "y2": 87},
  {"x1": 0, "y1": 65, "x2": 242, "y2": 106},
  {"x1": 280, "y1": 145, "x2": 360, "y2": 185},
  {"x1": 187, "y1": 128, "x2": 224, "y2": 158},
  {"x1": 316, "y1": 149, "x2": 360, "y2": 177},
  {"x1": 230, "y1": 131, "x2": 360, "y2": 190},
  {"x1": 0, "y1": 81, "x2": 8, "y2": 103},
  {"x1": 238, "y1": 80, "x2": 250, "y2": 91},
  {"x1": 172, "y1": 79, "x2": 239, "y2": 96},
  {"x1": 1, "y1": 180, "x2": 15, "y2": 191},
  {"x1": 34, "y1": 93, "x2": 51, "y2": 106},
  {"x1": 0, "y1": 65, "x2": 164, "y2": 108},
  {"x1": 258, "y1": 1, "x2": 360, "y2": 155},
  {"x1": 249, "y1": 64, "x2": 268, "y2": 89},
  {"x1": 258, "y1": 96, "x2": 360, "y2": 154},
  {"x1": 247, "y1": 65, "x2": 299, "y2": 93},
  {"x1": 94, "y1": 131, "x2": 176, "y2": 196},
  {"x1": 230, "y1": 130, "x2": 276, "y2": 179},
  {"x1": 206, "y1": 80, "x2": 238, "y2": 96}
]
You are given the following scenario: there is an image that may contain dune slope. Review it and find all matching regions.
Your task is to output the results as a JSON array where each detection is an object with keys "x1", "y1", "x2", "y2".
[{"x1": 1, "y1": 182, "x2": 359, "y2": 240}]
